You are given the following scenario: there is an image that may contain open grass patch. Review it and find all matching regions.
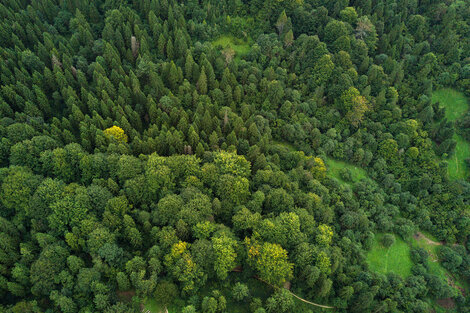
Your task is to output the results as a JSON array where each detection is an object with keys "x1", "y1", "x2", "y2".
[
  {"x1": 325, "y1": 158, "x2": 367, "y2": 184},
  {"x1": 144, "y1": 298, "x2": 182, "y2": 313},
  {"x1": 271, "y1": 141, "x2": 369, "y2": 185},
  {"x1": 432, "y1": 89, "x2": 470, "y2": 180},
  {"x1": 367, "y1": 233, "x2": 412, "y2": 277},
  {"x1": 447, "y1": 134, "x2": 470, "y2": 180},
  {"x1": 432, "y1": 89, "x2": 468, "y2": 122},
  {"x1": 272, "y1": 140, "x2": 297, "y2": 152},
  {"x1": 212, "y1": 35, "x2": 252, "y2": 60}
]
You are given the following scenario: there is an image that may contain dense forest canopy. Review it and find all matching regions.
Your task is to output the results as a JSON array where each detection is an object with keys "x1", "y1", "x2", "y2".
[{"x1": 0, "y1": 0, "x2": 470, "y2": 312}]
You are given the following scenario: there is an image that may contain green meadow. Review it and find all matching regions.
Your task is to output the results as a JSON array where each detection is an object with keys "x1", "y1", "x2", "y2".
[
  {"x1": 366, "y1": 233, "x2": 413, "y2": 278},
  {"x1": 432, "y1": 89, "x2": 470, "y2": 180}
]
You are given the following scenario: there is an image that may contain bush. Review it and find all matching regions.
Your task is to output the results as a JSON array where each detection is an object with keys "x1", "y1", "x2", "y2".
[
  {"x1": 382, "y1": 234, "x2": 395, "y2": 248},
  {"x1": 154, "y1": 281, "x2": 178, "y2": 307},
  {"x1": 182, "y1": 305, "x2": 196, "y2": 313},
  {"x1": 250, "y1": 298, "x2": 263, "y2": 312},
  {"x1": 339, "y1": 168, "x2": 353, "y2": 182},
  {"x1": 232, "y1": 282, "x2": 250, "y2": 301}
]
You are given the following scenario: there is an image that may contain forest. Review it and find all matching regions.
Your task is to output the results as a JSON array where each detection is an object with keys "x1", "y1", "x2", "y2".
[{"x1": 0, "y1": 0, "x2": 469, "y2": 312}]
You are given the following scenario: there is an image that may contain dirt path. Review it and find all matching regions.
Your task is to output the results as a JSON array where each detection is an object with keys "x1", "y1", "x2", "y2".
[
  {"x1": 413, "y1": 232, "x2": 443, "y2": 246},
  {"x1": 412, "y1": 232, "x2": 443, "y2": 262},
  {"x1": 254, "y1": 276, "x2": 335, "y2": 309},
  {"x1": 446, "y1": 274, "x2": 466, "y2": 296}
]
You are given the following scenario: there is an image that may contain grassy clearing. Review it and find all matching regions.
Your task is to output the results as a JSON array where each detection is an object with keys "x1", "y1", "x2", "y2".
[
  {"x1": 325, "y1": 158, "x2": 367, "y2": 184},
  {"x1": 144, "y1": 298, "x2": 182, "y2": 313},
  {"x1": 432, "y1": 89, "x2": 470, "y2": 180},
  {"x1": 272, "y1": 140, "x2": 297, "y2": 151},
  {"x1": 212, "y1": 35, "x2": 252, "y2": 60},
  {"x1": 272, "y1": 141, "x2": 368, "y2": 185},
  {"x1": 367, "y1": 234, "x2": 412, "y2": 278},
  {"x1": 447, "y1": 134, "x2": 470, "y2": 180},
  {"x1": 432, "y1": 89, "x2": 468, "y2": 122}
]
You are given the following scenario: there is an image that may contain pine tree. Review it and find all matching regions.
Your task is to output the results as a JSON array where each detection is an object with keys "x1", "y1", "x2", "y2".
[
  {"x1": 276, "y1": 10, "x2": 288, "y2": 35},
  {"x1": 168, "y1": 62, "x2": 179, "y2": 91},
  {"x1": 166, "y1": 38, "x2": 174, "y2": 60},
  {"x1": 158, "y1": 33, "x2": 166, "y2": 57},
  {"x1": 197, "y1": 67, "x2": 208, "y2": 95},
  {"x1": 185, "y1": 53, "x2": 195, "y2": 81}
]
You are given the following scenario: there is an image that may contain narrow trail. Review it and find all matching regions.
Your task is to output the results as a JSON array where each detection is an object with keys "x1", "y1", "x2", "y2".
[
  {"x1": 254, "y1": 276, "x2": 335, "y2": 309},
  {"x1": 413, "y1": 232, "x2": 443, "y2": 246},
  {"x1": 446, "y1": 274, "x2": 466, "y2": 296}
]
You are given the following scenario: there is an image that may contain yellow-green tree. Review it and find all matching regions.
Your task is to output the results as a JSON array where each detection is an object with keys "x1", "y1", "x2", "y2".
[
  {"x1": 245, "y1": 236, "x2": 293, "y2": 286},
  {"x1": 104, "y1": 126, "x2": 128, "y2": 143},
  {"x1": 212, "y1": 234, "x2": 237, "y2": 280},
  {"x1": 164, "y1": 241, "x2": 205, "y2": 294},
  {"x1": 340, "y1": 87, "x2": 370, "y2": 126},
  {"x1": 213, "y1": 151, "x2": 251, "y2": 177},
  {"x1": 316, "y1": 224, "x2": 333, "y2": 246}
]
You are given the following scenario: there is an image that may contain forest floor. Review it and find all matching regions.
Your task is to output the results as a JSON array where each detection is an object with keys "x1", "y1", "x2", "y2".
[{"x1": 432, "y1": 89, "x2": 470, "y2": 180}]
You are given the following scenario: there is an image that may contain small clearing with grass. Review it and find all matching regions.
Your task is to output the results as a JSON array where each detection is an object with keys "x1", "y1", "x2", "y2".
[
  {"x1": 432, "y1": 89, "x2": 470, "y2": 180},
  {"x1": 272, "y1": 140, "x2": 297, "y2": 151},
  {"x1": 212, "y1": 35, "x2": 252, "y2": 60},
  {"x1": 325, "y1": 158, "x2": 367, "y2": 185},
  {"x1": 143, "y1": 299, "x2": 176, "y2": 313},
  {"x1": 367, "y1": 233, "x2": 412, "y2": 277}
]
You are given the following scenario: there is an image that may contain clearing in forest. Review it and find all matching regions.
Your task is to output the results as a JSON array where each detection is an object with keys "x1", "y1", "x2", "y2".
[
  {"x1": 367, "y1": 233, "x2": 412, "y2": 277},
  {"x1": 143, "y1": 299, "x2": 173, "y2": 313},
  {"x1": 325, "y1": 158, "x2": 367, "y2": 185},
  {"x1": 212, "y1": 35, "x2": 252, "y2": 60},
  {"x1": 272, "y1": 141, "x2": 368, "y2": 184},
  {"x1": 432, "y1": 89, "x2": 470, "y2": 180}
]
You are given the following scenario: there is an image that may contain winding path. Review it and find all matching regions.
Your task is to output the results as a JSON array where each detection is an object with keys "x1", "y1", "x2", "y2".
[
  {"x1": 413, "y1": 232, "x2": 443, "y2": 246},
  {"x1": 254, "y1": 276, "x2": 335, "y2": 309}
]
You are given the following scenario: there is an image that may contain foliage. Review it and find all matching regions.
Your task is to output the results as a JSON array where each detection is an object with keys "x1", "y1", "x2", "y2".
[
  {"x1": 245, "y1": 237, "x2": 294, "y2": 286},
  {"x1": 0, "y1": 0, "x2": 469, "y2": 312},
  {"x1": 104, "y1": 126, "x2": 128, "y2": 143}
]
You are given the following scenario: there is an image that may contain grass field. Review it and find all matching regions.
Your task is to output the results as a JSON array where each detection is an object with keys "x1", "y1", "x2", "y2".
[
  {"x1": 325, "y1": 158, "x2": 367, "y2": 184},
  {"x1": 432, "y1": 89, "x2": 470, "y2": 180},
  {"x1": 367, "y1": 234, "x2": 412, "y2": 277},
  {"x1": 432, "y1": 89, "x2": 468, "y2": 122},
  {"x1": 212, "y1": 35, "x2": 252, "y2": 60},
  {"x1": 144, "y1": 298, "x2": 182, "y2": 313}
]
